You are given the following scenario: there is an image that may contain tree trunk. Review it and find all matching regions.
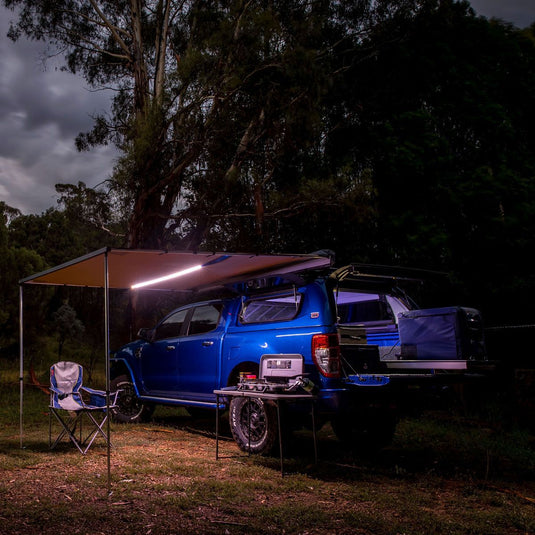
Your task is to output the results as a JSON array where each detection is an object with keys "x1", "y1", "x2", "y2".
[
  {"x1": 130, "y1": 0, "x2": 150, "y2": 118},
  {"x1": 154, "y1": 0, "x2": 171, "y2": 103}
]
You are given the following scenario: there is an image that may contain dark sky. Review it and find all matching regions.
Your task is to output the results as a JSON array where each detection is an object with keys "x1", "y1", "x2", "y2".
[
  {"x1": 0, "y1": 1, "x2": 534, "y2": 215},
  {"x1": 0, "y1": 11, "x2": 117, "y2": 215},
  {"x1": 469, "y1": 0, "x2": 535, "y2": 27}
]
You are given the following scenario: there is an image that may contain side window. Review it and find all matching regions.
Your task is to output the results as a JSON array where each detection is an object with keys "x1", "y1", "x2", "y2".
[
  {"x1": 154, "y1": 309, "x2": 187, "y2": 340},
  {"x1": 240, "y1": 293, "x2": 302, "y2": 324},
  {"x1": 187, "y1": 304, "x2": 222, "y2": 335}
]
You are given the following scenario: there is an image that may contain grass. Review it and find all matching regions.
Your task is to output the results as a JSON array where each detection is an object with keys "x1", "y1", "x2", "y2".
[{"x1": 1, "y1": 365, "x2": 534, "y2": 534}]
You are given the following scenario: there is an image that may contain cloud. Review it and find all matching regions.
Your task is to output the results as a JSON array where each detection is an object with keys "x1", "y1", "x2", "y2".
[
  {"x1": 0, "y1": 140, "x2": 115, "y2": 215},
  {"x1": 469, "y1": 0, "x2": 535, "y2": 27},
  {"x1": 0, "y1": 9, "x2": 117, "y2": 215}
]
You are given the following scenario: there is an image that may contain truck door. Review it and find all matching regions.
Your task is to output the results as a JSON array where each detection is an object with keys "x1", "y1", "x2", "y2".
[
  {"x1": 176, "y1": 303, "x2": 223, "y2": 400},
  {"x1": 139, "y1": 308, "x2": 187, "y2": 394}
]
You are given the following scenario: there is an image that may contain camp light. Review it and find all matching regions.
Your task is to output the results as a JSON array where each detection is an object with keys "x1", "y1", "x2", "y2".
[
  {"x1": 130, "y1": 254, "x2": 232, "y2": 289},
  {"x1": 131, "y1": 264, "x2": 203, "y2": 289}
]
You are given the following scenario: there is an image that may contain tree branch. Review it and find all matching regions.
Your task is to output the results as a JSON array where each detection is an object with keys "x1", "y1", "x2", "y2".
[{"x1": 88, "y1": 0, "x2": 132, "y2": 58}]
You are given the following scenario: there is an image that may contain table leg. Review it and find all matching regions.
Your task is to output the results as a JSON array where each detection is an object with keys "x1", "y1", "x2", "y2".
[
  {"x1": 215, "y1": 394, "x2": 220, "y2": 460},
  {"x1": 276, "y1": 401, "x2": 284, "y2": 476}
]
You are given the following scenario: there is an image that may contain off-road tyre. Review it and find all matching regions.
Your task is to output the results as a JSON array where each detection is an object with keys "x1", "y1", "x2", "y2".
[
  {"x1": 229, "y1": 397, "x2": 278, "y2": 455},
  {"x1": 110, "y1": 375, "x2": 154, "y2": 423}
]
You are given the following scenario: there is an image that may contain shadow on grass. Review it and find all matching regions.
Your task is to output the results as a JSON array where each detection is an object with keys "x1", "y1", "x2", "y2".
[
  {"x1": 4, "y1": 400, "x2": 534, "y2": 488},
  {"x1": 137, "y1": 406, "x2": 535, "y2": 485}
]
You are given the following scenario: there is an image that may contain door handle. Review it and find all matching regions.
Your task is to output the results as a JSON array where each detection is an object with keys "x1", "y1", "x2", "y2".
[
  {"x1": 166, "y1": 345, "x2": 176, "y2": 351},
  {"x1": 202, "y1": 341, "x2": 214, "y2": 347}
]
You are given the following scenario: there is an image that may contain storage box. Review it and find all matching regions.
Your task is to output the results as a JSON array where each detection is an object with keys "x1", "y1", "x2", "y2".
[{"x1": 398, "y1": 307, "x2": 463, "y2": 360}]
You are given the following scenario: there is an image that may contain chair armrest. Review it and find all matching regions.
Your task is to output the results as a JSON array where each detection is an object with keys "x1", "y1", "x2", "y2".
[
  {"x1": 81, "y1": 386, "x2": 121, "y2": 408},
  {"x1": 109, "y1": 390, "x2": 121, "y2": 404},
  {"x1": 81, "y1": 386, "x2": 106, "y2": 396}
]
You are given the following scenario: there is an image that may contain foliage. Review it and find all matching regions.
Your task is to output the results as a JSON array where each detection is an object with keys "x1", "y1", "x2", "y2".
[
  {"x1": 4, "y1": 0, "x2": 423, "y2": 250},
  {"x1": 1, "y1": 1, "x2": 535, "y2": 333},
  {"x1": 52, "y1": 303, "x2": 85, "y2": 358},
  {"x1": 0, "y1": 197, "x2": 124, "y2": 360},
  {"x1": 327, "y1": 1, "x2": 535, "y2": 322},
  {"x1": 0, "y1": 202, "x2": 48, "y2": 357}
]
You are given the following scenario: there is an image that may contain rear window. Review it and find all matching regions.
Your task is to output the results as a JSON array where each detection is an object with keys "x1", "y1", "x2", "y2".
[
  {"x1": 335, "y1": 291, "x2": 392, "y2": 324},
  {"x1": 338, "y1": 300, "x2": 391, "y2": 323},
  {"x1": 240, "y1": 293, "x2": 302, "y2": 324}
]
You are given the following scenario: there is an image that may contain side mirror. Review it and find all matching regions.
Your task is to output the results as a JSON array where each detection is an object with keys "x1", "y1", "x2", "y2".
[{"x1": 137, "y1": 327, "x2": 154, "y2": 342}]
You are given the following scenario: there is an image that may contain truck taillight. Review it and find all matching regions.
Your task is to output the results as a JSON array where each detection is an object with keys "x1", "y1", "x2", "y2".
[{"x1": 312, "y1": 333, "x2": 341, "y2": 378}]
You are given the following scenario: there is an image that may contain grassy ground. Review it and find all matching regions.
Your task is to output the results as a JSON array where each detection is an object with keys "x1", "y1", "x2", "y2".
[{"x1": 1, "y1": 372, "x2": 534, "y2": 534}]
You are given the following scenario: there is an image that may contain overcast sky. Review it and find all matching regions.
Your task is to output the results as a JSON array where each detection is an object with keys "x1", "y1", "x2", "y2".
[
  {"x1": 0, "y1": 10, "x2": 117, "y2": 216},
  {"x1": 1, "y1": 1, "x2": 534, "y2": 216}
]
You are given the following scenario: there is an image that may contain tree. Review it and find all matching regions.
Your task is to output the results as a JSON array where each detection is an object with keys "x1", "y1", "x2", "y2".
[
  {"x1": 0, "y1": 202, "x2": 48, "y2": 358},
  {"x1": 7, "y1": 0, "x2": 535, "y2": 330},
  {"x1": 336, "y1": 1, "x2": 535, "y2": 320},
  {"x1": 7, "y1": 184, "x2": 123, "y2": 266},
  {"x1": 5, "y1": 0, "x2": 422, "y2": 250},
  {"x1": 0, "y1": 203, "x2": 20, "y2": 331},
  {"x1": 53, "y1": 302, "x2": 85, "y2": 358}
]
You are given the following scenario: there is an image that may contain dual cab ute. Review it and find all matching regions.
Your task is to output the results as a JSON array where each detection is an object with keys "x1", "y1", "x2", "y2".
[{"x1": 111, "y1": 264, "x2": 488, "y2": 454}]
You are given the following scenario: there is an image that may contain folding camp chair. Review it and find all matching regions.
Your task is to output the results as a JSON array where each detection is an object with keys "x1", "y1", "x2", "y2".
[{"x1": 49, "y1": 361, "x2": 118, "y2": 454}]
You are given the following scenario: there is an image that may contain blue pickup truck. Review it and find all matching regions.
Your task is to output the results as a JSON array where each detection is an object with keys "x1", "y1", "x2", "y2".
[{"x1": 110, "y1": 264, "x2": 487, "y2": 454}]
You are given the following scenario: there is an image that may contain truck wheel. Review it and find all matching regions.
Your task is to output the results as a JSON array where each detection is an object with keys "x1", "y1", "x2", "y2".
[
  {"x1": 229, "y1": 397, "x2": 278, "y2": 455},
  {"x1": 110, "y1": 375, "x2": 154, "y2": 423}
]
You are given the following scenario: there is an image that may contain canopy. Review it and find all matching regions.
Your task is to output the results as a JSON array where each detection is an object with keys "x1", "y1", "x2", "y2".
[
  {"x1": 18, "y1": 248, "x2": 331, "y2": 490},
  {"x1": 20, "y1": 247, "x2": 331, "y2": 291}
]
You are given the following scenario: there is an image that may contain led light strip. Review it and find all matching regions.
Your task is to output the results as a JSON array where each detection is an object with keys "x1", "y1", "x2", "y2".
[{"x1": 131, "y1": 264, "x2": 203, "y2": 289}]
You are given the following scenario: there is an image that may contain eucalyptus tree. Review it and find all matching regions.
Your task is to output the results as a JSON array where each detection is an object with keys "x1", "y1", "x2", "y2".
[{"x1": 5, "y1": 0, "x2": 423, "y2": 250}]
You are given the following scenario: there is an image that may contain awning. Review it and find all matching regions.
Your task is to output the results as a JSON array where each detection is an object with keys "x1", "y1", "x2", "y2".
[
  {"x1": 19, "y1": 247, "x2": 332, "y2": 291},
  {"x1": 18, "y1": 247, "x2": 332, "y2": 491}
]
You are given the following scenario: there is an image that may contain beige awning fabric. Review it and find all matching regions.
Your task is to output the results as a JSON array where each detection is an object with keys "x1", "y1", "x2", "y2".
[{"x1": 19, "y1": 248, "x2": 332, "y2": 291}]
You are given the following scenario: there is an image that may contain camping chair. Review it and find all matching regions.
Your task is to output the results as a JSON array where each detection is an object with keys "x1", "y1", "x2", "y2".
[{"x1": 49, "y1": 361, "x2": 118, "y2": 454}]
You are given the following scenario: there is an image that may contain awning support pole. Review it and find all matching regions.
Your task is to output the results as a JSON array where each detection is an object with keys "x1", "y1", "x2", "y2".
[
  {"x1": 104, "y1": 250, "x2": 111, "y2": 493},
  {"x1": 19, "y1": 285, "x2": 24, "y2": 449}
]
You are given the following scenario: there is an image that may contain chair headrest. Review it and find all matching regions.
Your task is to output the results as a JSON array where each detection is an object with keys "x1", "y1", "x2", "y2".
[{"x1": 51, "y1": 361, "x2": 82, "y2": 393}]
